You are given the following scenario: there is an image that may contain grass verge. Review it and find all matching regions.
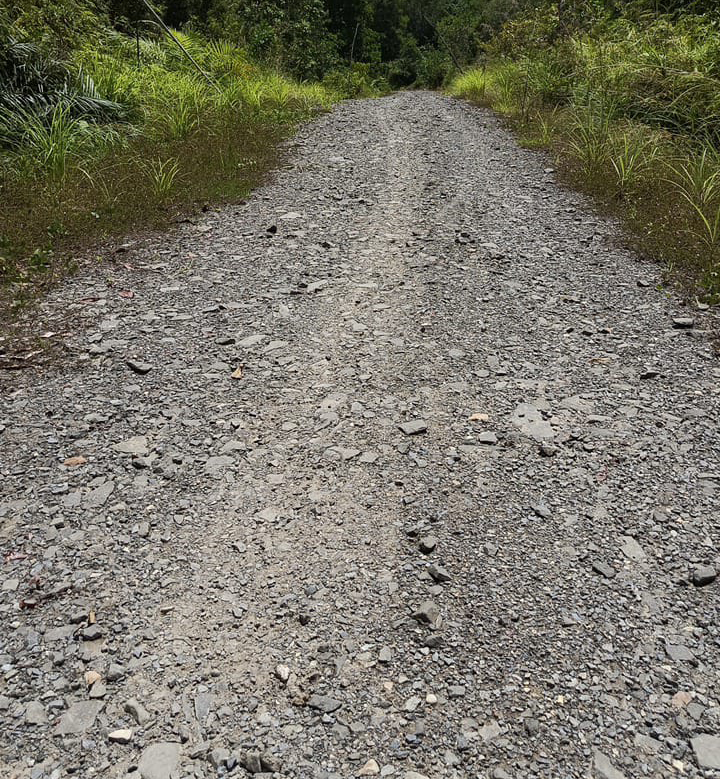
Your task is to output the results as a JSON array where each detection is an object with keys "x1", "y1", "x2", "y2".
[
  {"x1": 448, "y1": 12, "x2": 720, "y2": 303},
  {"x1": 0, "y1": 29, "x2": 342, "y2": 346}
]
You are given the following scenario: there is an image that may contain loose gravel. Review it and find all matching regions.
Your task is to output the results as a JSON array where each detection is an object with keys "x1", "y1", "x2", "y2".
[{"x1": 1, "y1": 92, "x2": 719, "y2": 779}]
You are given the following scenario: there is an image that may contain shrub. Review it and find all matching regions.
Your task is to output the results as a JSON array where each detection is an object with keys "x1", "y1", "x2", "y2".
[
  {"x1": 418, "y1": 48, "x2": 454, "y2": 89},
  {"x1": 449, "y1": 7, "x2": 720, "y2": 298}
]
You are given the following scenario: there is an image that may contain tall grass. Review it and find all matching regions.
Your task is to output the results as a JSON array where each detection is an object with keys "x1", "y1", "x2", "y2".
[
  {"x1": 666, "y1": 147, "x2": 720, "y2": 248},
  {"x1": 449, "y1": 10, "x2": 720, "y2": 299},
  {"x1": 0, "y1": 27, "x2": 343, "y2": 315}
]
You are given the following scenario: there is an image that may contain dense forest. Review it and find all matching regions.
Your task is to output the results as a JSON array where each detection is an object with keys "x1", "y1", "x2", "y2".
[
  {"x1": 10, "y1": 0, "x2": 718, "y2": 85},
  {"x1": 6, "y1": 0, "x2": 538, "y2": 88},
  {"x1": 2, "y1": 0, "x2": 720, "y2": 311}
]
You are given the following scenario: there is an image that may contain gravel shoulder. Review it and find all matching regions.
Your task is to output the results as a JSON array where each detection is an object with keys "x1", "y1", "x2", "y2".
[{"x1": 1, "y1": 91, "x2": 719, "y2": 779}]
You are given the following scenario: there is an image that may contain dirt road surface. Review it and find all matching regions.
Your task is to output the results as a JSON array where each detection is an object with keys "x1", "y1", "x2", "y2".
[{"x1": 1, "y1": 92, "x2": 719, "y2": 779}]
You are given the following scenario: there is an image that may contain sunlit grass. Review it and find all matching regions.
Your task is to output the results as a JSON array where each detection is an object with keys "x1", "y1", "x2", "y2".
[
  {"x1": 448, "y1": 11, "x2": 720, "y2": 299},
  {"x1": 0, "y1": 28, "x2": 343, "y2": 313}
]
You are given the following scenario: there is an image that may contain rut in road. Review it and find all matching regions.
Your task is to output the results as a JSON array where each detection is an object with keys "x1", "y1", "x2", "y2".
[{"x1": 1, "y1": 92, "x2": 719, "y2": 779}]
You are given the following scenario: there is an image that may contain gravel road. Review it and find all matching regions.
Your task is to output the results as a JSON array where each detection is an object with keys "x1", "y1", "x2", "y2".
[{"x1": 1, "y1": 92, "x2": 719, "y2": 779}]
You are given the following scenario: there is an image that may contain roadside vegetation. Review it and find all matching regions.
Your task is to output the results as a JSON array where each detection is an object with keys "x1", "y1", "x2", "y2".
[
  {"x1": 2, "y1": 0, "x2": 720, "y2": 327},
  {"x1": 449, "y1": 3, "x2": 720, "y2": 300},
  {"x1": 0, "y1": 7, "x2": 346, "y2": 316}
]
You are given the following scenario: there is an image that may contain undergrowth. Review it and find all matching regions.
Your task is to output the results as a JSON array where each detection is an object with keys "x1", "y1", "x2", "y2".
[
  {"x1": 449, "y1": 10, "x2": 720, "y2": 301},
  {"x1": 0, "y1": 27, "x2": 352, "y2": 319}
]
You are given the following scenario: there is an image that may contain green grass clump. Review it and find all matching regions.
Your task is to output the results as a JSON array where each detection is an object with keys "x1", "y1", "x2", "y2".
[{"x1": 448, "y1": 68, "x2": 489, "y2": 103}]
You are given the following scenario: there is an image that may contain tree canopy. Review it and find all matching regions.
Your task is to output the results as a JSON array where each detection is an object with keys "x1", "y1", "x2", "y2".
[{"x1": 5, "y1": 0, "x2": 718, "y2": 84}]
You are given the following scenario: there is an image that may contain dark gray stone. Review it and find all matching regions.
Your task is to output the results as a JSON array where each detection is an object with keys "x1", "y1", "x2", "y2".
[
  {"x1": 692, "y1": 565, "x2": 717, "y2": 587},
  {"x1": 398, "y1": 420, "x2": 428, "y2": 436},
  {"x1": 307, "y1": 694, "x2": 342, "y2": 713}
]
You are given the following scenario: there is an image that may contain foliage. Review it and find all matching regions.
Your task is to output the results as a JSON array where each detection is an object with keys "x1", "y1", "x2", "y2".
[
  {"x1": 2, "y1": 0, "x2": 104, "y2": 52},
  {"x1": 449, "y1": 5, "x2": 720, "y2": 298},
  {"x1": 323, "y1": 63, "x2": 389, "y2": 98},
  {"x1": 0, "y1": 11, "x2": 340, "y2": 314},
  {"x1": 0, "y1": 37, "x2": 125, "y2": 150}
]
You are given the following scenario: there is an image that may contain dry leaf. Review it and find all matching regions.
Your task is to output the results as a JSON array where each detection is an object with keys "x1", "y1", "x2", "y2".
[
  {"x1": 63, "y1": 456, "x2": 87, "y2": 467},
  {"x1": 469, "y1": 413, "x2": 489, "y2": 422},
  {"x1": 231, "y1": 367, "x2": 244, "y2": 380}
]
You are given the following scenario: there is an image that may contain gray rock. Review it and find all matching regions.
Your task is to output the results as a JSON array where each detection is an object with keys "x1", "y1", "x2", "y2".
[
  {"x1": 620, "y1": 536, "x2": 646, "y2": 562},
  {"x1": 81, "y1": 625, "x2": 103, "y2": 641},
  {"x1": 593, "y1": 750, "x2": 626, "y2": 779},
  {"x1": 412, "y1": 600, "x2": 440, "y2": 626},
  {"x1": 479, "y1": 719, "x2": 501, "y2": 742},
  {"x1": 55, "y1": 700, "x2": 103, "y2": 735},
  {"x1": 634, "y1": 734, "x2": 661, "y2": 754},
  {"x1": 691, "y1": 734, "x2": 720, "y2": 770},
  {"x1": 241, "y1": 750, "x2": 280, "y2": 774},
  {"x1": 510, "y1": 403, "x2": 554, "y2": 440},
  {"x1": 85, "y1": 481, "x2": 114, "y2": 508},
  {"x1": 204, "y1": 455, "x2": 235, "y2": 474},
  {"x1": 418, "y1": 536, "x2": 437, "y2": 554},
  {"x1": 531, "y1": 502, "x2": 552, "y2": 519},
  {"x1": 378, "y1": 647, "x2": 392, "y2": 663},
  {"x1": 107, "y1": 663, "x2": 125, "y2": 681},
  {"x1": 477, "y1": 431, "x2": 498, "y2": 445},
  {"x1": 307, "y1": 694, "x2": 342, "y2": 713},
  {"x1": 125, "y1": 698, "x2": 151, "y2": 725},
  {"x1": 137, "y1": 742, "x2": 182, "y2": 779},
  {"x1": 260, "y1": 754, "x2": 281, "y2": 773},
  {"x1": 238, "y1": 334, "x2": 265, "y2": 347},
  {"x1": 241, "y1": 751, "x2": 263, "y2": 773},
  {"x1": 209, "y1": 747, "x2": 230, "y2": 769},
  {"x1": 592, "y1": 560, "x2": 616, "y2": 579},
  {"x1": 665, "y1": 641, "x2": 696, "y2": 663},
  {"x1": 194, "y1": 692, "x2": 214, "y2": 722},
  {"x1": 127, "y1": 359, "x2": 154, "y2": 374},
  {"x1": 428, "y1": 564, "x2": 451, "y2": 583},
  {"x1": 113, "y1": 436, "x2": 149, "y2": 455},
  {"x1": 24, "y1": 701, "x2": 47, "y2": 725},
  {"x1": 398, "y1": 420, "x2": 428, "y2": 436},
  {"x1": 692, "y1": 565, "x2": 717, "y2": 587},
  {"x1": 404, "y1": 696, "x2": 421, "y2": 712},
  {"x1": 672, "y1": 317, "x2": 695, "y2": 329},
  {"x1": 89, "y1": 681, "x2": 106, "y2": 698}
]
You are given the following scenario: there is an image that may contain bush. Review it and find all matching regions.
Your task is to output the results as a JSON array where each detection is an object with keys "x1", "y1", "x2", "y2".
[
  {"x1": 3, "y1": 0, "x2": 104, "y2": 53},
  {"x1": 418, "y1": 48, "x2": 454, "y2": 89},
  {"x1": 449, "y1": 7, "x2": 720, "y2": 298},
  {"x1": 322, "y1": 64, "x2": 387, "y2": 98}
]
